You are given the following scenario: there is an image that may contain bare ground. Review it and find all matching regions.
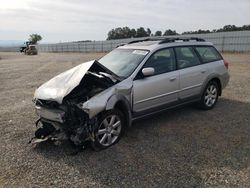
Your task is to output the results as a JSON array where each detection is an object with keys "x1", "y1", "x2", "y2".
[{"x1": 0, "y1": 52, "x2": 249, "y2": 187}]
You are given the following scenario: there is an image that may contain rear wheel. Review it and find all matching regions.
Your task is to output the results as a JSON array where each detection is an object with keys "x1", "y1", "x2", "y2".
[
  {"x1": 199, "y1": 81, "x2": 219, "y2": 110},
  {"x1": 91, "y1": 110, "x2": 125, "y2": 151}
]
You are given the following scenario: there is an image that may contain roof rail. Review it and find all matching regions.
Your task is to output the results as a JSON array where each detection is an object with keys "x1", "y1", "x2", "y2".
[
  {"x1": 128, "y1": 38, "x2": 151, "y2": 44},
  {"x1": 159, "y1": 37, "x2": 205, "y2": 44},
  {"x1": 127, "y1": 37, "x2": 169, "y2": 44},
  {"x1": 123, "y1": 37, "x2": 206, "y2": 46},
  {"x1": 116, "y1": 43, "x2": 127, "y2": 48}
]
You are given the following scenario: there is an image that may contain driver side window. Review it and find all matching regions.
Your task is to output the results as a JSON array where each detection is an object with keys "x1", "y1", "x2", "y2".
[{"x1": 143, "y1": 48, "x2": 176, "y2": 75}]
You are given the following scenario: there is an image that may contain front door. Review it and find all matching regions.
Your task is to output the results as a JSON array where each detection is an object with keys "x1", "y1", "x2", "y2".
[{"x1": 133, "y1": 48, "x2": 179, "y2": 112}]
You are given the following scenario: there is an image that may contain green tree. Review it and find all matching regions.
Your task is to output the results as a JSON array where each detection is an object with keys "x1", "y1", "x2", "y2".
[
  {"x1": 136, "y1": 27, "x2": 149, "y2": 37},
  {"x1": 29, "y1": 34, "x2": 42, "y2": 44},
  {"x1": 163, "y1": 29, "x2": 178, "y2": 36},
  {"x1": 130, "y1": 28, "x2": 136, "y2": 37},
  {"x1": 154, "y1": 31, "x2": 162, "y2": 36},
  {"x1": 222, "y1": 25, "x2": 237, "y2": 31},
  {"x1": 107, "y1": 27, "x2": 135, "y2": 40},
  {"x1": 182, "y1": 29, "x2": 210, "y2": 34},
  {"x1": 107, "y1": 26, "x2": 152, "y2": 39},
  {"x1": 146, "y1": 28, "x2": 151, "y2": 36},
  {"x1": 241, "y1": 24, "x2": 250, "y2": 30},
  {"x1": 122, "y1": 27, "x2": 132, "y2": 38}
]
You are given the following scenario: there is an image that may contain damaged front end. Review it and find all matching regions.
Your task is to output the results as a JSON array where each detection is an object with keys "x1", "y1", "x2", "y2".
[{"x1": 30, "y1": 60, "x2": 120, "y2": 146}]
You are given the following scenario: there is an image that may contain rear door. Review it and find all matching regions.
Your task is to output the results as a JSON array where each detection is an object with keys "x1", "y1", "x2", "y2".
[
  {"x1": 133, "y1": 48, "x2": 179, "y2": 112},
  {"x1": 175, "y1": 46, "x2": 209, "y2": 100}
]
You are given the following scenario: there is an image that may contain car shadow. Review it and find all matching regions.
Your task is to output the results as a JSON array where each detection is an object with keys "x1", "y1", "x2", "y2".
[{"x1": 33, "y1": 98, "x2": 250, "y2": 187}]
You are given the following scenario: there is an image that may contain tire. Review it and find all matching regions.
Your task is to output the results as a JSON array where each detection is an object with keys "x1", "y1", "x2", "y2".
[
  {"x1": 91, "y1": 109, "x2": 125, "y2": 151},
  {"x1": 198, "y1": 81, "x2": 219, "y2": 110}
]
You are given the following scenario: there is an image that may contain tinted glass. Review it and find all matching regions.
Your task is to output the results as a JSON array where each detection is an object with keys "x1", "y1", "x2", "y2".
[
  {"x1": 175, "y1": 47, "x2": 200, "y2": 69},
  {"x1": 144, "y1": 48, "x2": 176, "y2": 75},
  {"x1": 195, "y1": 46, "x2": 222, "y2": 62},
  {"x1": 99, "y1": 49, "x2": 148, "y2": 78}
]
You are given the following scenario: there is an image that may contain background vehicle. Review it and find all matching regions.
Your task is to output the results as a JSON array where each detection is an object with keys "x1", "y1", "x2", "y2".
[
  {"x1": 19, "y1": 41, "x2": 30, "y2": 53},
  {"x1": 25, "y1": 45, "x2": 38, "y2": 55},
  {"x1": 20, "y1": 42, "x2": 38, "y2": 55},
  {"x1": 32, "y1": 37, "x2": 229, "y2": 150}
]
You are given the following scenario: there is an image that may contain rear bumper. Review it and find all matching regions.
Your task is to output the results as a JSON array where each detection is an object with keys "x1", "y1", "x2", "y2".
[
  {"x1": 221, "y1": 72, "x2": 230, "y2": 89},
  {"x1": 35, "y1": 105, "x2": 65, "y2": 123}
]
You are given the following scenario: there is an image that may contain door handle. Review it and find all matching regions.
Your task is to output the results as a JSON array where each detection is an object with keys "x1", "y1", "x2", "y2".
[
  {"x1": 169, "y1": 77, "x2": 177, "y2": 81},
  {"x1": 201, "y1": 70, "x2": 206, "y2": 73}
]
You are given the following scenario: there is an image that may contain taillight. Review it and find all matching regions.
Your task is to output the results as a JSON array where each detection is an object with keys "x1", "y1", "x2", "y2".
[{"x1": 223, "y1": 59, "x2": 229, "y2": 69}]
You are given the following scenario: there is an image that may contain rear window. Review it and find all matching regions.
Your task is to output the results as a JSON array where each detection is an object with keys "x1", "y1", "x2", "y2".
[
  {"x1": 175, "y1": 47, "x2": 200, "y2": 69},
  {"x1": 195, "y1": 46, "x2": 222, "y2": 63}
]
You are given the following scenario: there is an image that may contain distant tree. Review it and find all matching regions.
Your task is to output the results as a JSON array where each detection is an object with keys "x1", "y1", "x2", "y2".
[
  {"x1": 241, "y1": 24, "x2": 250, "y2": 30},
  {"x1": 154, "y1": 31, "x2": 162, "y2": 36},
  {"x1": 107, "y1": 27, "x2": 148, "y2": 40},
  {"x1": 29, "y1": 34, "x2": 42, "y2": 44},
  {"x1": 107, "y1": 29, "x2": 117, "y2": 40},
  {"x1": 107, "y1": 27, "x2": 151, "y2": 39},
  {"x1": 216, "y1": 25, "x2": 240, "y2": 32},
  {"x1": 106, "y1": 24, "x2": 250, "y2": 40},
  {"x1": 136, "y1": 27, "x2": 149, "y2": 37},
  {"x1": 182, "y1": 29, "x2": 210, "y2": 34},
  {"x1": 130, "y1": 28, "x2": 136, "y2": 37},
  {"x1": 182, "y1": 24, "x2": 250, "y2": 35},
  {"x1": 214, "y1": 24, "x2": 250, "y2": 32},
  {"x1": 197, "y1": 29, "x2": 210, "y2": 34},
  {"x1": 222, "y1": 25, "x2": 237, "y2": 31},
  {"x1": 122, "y1": 27, "x2": 132, "y2": 38},
  {"x1": 107, "y1": 27, "x2": 130, "y2": 40},
  {"x1": 163, "y1": 29, "x2": 178, "y2": 36},
  {"x1": 115, "y1": 27, "x2": 124, "y2": 39},
  {"x1": 146, "y1": 28, "x2": 151, "y2": 36}
]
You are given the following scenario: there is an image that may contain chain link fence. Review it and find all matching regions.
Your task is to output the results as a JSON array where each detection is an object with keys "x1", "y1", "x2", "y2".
[{"x1": 1, "y1": 31, "x2": 250, "y2": 53}]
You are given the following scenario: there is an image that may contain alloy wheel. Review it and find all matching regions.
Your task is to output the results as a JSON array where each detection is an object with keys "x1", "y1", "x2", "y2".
[
  {"x1": 204, "y1": 84, "x2": 218, "y2": 107},
  {"x1": 97, "y1": 114, "x2": 122, "y2": 147}
]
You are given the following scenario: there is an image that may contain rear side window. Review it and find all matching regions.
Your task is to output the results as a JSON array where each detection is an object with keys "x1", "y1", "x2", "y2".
[
  {"x1": 195, "y1": 46, "x2": 222, "y2": 63},
  {"x1": 175, "y1": 47, "x2": 200, "y2": 69},
  {"x1": 144, "y1": 48, "x2": 176, "y2": 75}
]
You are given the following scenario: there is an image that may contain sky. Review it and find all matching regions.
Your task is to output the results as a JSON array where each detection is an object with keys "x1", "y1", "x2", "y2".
[{"x1": 0, "y1": 0, "x2": 250, "y2": 43}]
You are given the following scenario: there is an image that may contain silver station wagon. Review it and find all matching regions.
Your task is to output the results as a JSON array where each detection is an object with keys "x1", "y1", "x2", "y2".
[{"x1": 31, "y1": 37, "x2": 230, "y2": 150}]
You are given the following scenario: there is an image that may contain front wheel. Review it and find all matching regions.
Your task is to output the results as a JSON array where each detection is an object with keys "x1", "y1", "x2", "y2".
[
  {"x1": 198, "y1": 81, "x2": 219, "y2": 110},
  {"x1": 91, "y1": 110, "x2": 125, "y2": 151}
]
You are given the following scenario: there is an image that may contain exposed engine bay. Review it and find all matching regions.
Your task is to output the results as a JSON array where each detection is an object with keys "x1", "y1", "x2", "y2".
[{"x1": 30, "y1": 61, "x2": 119, "y2": 146}]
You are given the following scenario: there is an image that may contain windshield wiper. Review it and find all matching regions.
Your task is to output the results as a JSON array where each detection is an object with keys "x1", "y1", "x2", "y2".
[
  {"x1": 99, "y1": 72, "x2": 117, "y2": 83},
  {"x1": 94, "y1": 60, "x2": 123, "y2": 81}
]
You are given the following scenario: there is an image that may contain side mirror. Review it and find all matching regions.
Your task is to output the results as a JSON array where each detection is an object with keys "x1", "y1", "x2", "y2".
[{"x1": 142, "y1": 67, "x2": 155, "y2": 77}]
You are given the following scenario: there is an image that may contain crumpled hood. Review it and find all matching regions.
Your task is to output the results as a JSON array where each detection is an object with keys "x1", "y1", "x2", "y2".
[{"x1": 34, "y1": 60, "x2": 95, "y2": 104}]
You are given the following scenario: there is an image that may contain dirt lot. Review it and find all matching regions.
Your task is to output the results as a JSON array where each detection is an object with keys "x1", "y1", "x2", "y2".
[{"x1": 0, "y1": 52, "x2": 249, "y2": 187}]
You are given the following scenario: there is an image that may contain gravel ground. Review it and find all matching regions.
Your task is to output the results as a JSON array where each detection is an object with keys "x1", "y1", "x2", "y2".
[{"x1": 0, "y1": 52, "x2": 249, "y2": 187}]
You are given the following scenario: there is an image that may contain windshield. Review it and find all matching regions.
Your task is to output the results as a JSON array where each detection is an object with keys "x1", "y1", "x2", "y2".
[{"x1": 98, "y1": 49, "x2": 149, "y2": 78}]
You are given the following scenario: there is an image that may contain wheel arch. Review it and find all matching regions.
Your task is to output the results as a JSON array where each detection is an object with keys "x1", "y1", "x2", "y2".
[
  {"x1": 202, "y1": 75, "x2": 222, "y2": 96},
  {"x1": 210, "y1": 77, "x2": 222, "y2": 96},
  {"x1": 105, "y1": 94, "x2": 132, "y2": 127}
]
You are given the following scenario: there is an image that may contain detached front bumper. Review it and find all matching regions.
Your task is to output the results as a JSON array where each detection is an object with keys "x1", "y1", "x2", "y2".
[{"x1": 35, "y1": 105, "x2": 65, "y2": 123}]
